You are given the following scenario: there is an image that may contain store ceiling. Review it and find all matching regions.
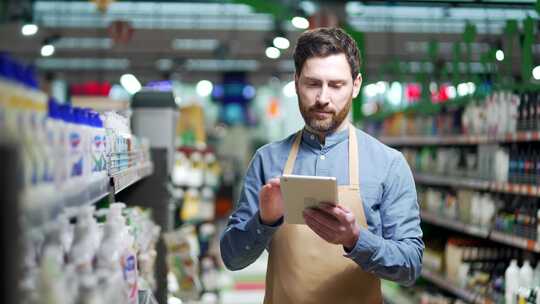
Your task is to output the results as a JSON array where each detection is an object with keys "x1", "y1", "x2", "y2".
[{"x1": 0, "y1": 0, "x2": 538, "y2": 86}]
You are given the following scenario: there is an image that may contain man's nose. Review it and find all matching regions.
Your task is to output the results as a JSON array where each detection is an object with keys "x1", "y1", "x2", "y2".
[{"x1": 316, "y1": 85, "x2": 330, "y2": 105}]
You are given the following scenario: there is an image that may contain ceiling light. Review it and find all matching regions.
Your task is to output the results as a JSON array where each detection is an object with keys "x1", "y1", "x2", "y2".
[
  {"x1": 185, "y1": 59, "x2": 259, "y2": 72},
  {"x1": 388, "y1": 82, "x2": 402, "y2": 106},
  {"x1": 21, "y1": 23, "x2": 38, "y2": 36},
  {"x1": 120, "y1": 74, "x2": 141, "y2": 95},
  {"x1": 364, "y1": 83, "x2": 378, "y2": 98},
  {"x1": 171, "y1": 38, "x2": 219, "y2": 51},
  {"x1": 291, "y1": 16, "x2": 309, "y2": 29},
  {"x1": 457, "y1": 83, "x2": 469, "y2": 96},
  {"x1": 376, "y1": 81, "x2": 387, "y2": 94},
  {"x1": 282, "y1": 81, "x2": 296, "y2": 98},
  {"x1": 40, "y1": 44, "x2": 55, "y2": 57},
  {"x1": 533, "y1": 66, "x2": 540, "y2": 80},
  {"x1": 265, "y1": 46, "x2": 280, "y2": 59},
  {"x1": 273, "y1": 36, "x2": 290, "y2": 50},
  {"x1": 446, "y1": 85, "x2": 457, "y2": 99},
  {"x1": 196, "y1": 80, "x2": 213, "y2": 97},
  {"x1": 495, "y1": 49, "x2": 504, "y2": 61},
  {"x1": 467, "y1": 82, "x2": 476, "y2": 94}
]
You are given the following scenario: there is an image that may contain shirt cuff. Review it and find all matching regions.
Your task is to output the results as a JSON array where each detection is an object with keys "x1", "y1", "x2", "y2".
[
  {"x1": 343, "y1": 228, "x2": 382, "y2": 267},
  {"x1": 245, "y1": 211, "x2": 283, "y2": 241}
]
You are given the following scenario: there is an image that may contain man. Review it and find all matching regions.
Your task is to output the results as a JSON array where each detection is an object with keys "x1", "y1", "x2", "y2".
[{"x1": 220, "y1": 27, "x2": 423, "y2": 303}]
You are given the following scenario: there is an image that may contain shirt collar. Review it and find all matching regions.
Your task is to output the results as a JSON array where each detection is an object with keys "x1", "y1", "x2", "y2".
[{"x1": 302, "y1": 125, "x2": 349, "y2": 149}]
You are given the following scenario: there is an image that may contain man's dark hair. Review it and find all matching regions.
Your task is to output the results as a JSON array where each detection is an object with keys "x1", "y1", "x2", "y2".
[{"x1": 293, "y1": 27, "x2": 361, "y2": 79}]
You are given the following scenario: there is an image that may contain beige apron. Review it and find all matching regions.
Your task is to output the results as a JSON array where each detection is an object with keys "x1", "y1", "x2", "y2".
[{"x1": 263, "y1": 125, "x2": 382, "y2": 304}]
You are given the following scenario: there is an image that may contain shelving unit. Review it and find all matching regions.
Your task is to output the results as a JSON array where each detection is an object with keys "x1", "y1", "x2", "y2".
[
  {"x1": 489, "y1": 231, "x2": 540, "y2": 253},
  {"x1": 22, "y1": 176, "x2": 110, "y2": 229},
  {"x1": 420, "y1": 211, "x2": 489, "y2": 238},
  {"x1": 21, "y1": 163, "x2": 154, "y2": 233},
  {"x1": 111, "y1": 162, "x2": 154, "y2": 194},
  {"x1": 414, "y1": 173, "x2": 540, "y2": 197},
  {"x1": 380, "y1": 131, "x2": 540, "y2": 147},
  {"x1": 421, "y1": 211, "x2": 540, "y2": 253},
  {"x1": 420, "y1": 268, "x2": 493, "y2": 304}
]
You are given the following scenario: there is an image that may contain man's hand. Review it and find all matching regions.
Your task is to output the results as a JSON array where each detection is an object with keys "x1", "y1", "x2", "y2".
[
  {"x1": 303, "y1": 203, "x2": 360, "y2": 251},
  {"x1": 259, "y1": 177, "x2": 285, "y2": 225}
]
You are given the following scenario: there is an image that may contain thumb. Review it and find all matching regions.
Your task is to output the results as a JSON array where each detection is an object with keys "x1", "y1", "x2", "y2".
[{"x1": 267, "y1": 177, "x2": 281, "y2": 187}]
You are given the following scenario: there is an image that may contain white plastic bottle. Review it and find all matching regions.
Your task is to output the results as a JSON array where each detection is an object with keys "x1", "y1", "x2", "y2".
[
  {"x1": 533, "y1": 263, "x2": 540, "y2": 288},
  {"x1": 96, "y1": 203, "x2": 126, "y2": 270},
  {"x1": 520, "y1": 260, "x2": 534, "y2": 289},
  {"x1": 506, "y1": 259, "x2": 520, "y2": 304},
  {"x1": 122, "y1": 230, "x2": 139, "y2": 304},
  {"x1": 89, "y1": 112, "x2": 107, "y2": 178},
  {"x1": 81, "y1": 109, "x2": 93, "y2": 179},
  {"x1": 69, "y1": 205, "x2": 99, "y2": 274},
  {"x1": 66, "y1": 107, "x2": 85, "y2": 182}
]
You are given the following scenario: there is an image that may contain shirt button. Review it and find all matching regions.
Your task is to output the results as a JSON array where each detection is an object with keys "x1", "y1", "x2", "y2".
[
  {"x1": 245, "y1": 245, "x2": 251, "y2": 250},
  {"x1": 320, "y1": 155, "x2": 326, "y2": 160},
  {"x1": 310, "y1": 135, "x2": 315, "y2": 140},
  {"x1": 256, "y1": 228, "x2": 262, "y2": 235}
]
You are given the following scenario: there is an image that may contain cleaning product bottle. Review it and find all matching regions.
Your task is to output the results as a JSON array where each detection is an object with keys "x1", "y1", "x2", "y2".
[
  {"x1": 121, "y1": 228, "x2": 139, "y2": 304},
  {"x1": 506, "y1": 259, "x2": 520, "y2": 304},
  {"x1": 533, "y1": 262, "x2": 540, "y2": 288},
  {"x1": 96, "y1": 203, "x2": 126, "y2": 270},
  {"x1": 69, "y1": 205, "x2": 99, "y2": 274},
  {"x1": 521, "y1": 260, "x2": 534, "y2": 289},
  {"x1": 95, "y1": 203, "x2": 129, "y2": 303}
]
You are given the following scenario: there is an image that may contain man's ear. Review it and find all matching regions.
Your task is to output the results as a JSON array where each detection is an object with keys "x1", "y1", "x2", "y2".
[{"x1": 352, "y1": 73, "x2": 362, "y2": 98}]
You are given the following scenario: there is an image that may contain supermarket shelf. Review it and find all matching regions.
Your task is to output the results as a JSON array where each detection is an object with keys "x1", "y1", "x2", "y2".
[
  {"x1": 489, "y1": 231, "x2": 540, "y2": 253},
  {"x1": 421, "y1": 211, "x2": 540, "y2": 253},
  {"x1": 415, "y1": 173, "x2": 490, "y2": 191},
  {"x1": 414, "y1": 173, "x2": 540, "y2": 197},
  {"x1": 421, "y1": 211, "x2": 489, "y2": 238},
  {"x1": 380, "y1": 131, "x2": 540, "y2": 146},
  {"x1": 111, "y1": 162, "x2": 154, "y2": 194},
  {"x1": 421, "y1": 268, "x2": 492, "y2": 304},
  {"x1": 23, "y1": 175, "x2": 110, "y2": 229}
]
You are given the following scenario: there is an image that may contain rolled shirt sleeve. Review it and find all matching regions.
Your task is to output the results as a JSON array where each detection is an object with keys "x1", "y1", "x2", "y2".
[
  {"x1": 344, "y1": 152, "x2": 424, "y2": 286},
  {"x1": 220, "y1": 150, "x2": 283, "y2": 271}
]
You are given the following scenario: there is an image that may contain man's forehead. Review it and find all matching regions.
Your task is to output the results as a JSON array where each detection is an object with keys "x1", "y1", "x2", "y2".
[{"x1": 298, "y1": 54, "x2": 351, "y2": 79}]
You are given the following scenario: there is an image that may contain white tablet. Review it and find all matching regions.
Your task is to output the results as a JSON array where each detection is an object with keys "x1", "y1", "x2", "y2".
[{"x1": 280, "y1": 174, "x2": 338, "y2": 225}]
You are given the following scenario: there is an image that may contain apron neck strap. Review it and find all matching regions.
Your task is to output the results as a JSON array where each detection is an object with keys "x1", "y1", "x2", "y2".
[
  {"x1": 348, "y1": 123, "x2": 359, "y2": 187},
  {"x1": 283, "y1": 123, "x2": 360, "y2": 187},
  {"x1": 283, "y1": 130, "x2": 302, "y2": 175}
]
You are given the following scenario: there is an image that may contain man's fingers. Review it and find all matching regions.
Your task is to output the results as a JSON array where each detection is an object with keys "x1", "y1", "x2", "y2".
[
  {"x1": 303, "y1": 208, "x2": 339, "y2": 234},
  {"x1": 304, "y1": 215, "x2": 336, "y2": 243},
  {"x1": 318, "y1": 203, "x2": 353, "y2": 223}
]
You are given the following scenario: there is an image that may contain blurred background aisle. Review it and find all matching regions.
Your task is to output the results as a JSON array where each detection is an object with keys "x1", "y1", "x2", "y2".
[{"x1": 1, "y1": 0, "x2": 540, "y2": 303}]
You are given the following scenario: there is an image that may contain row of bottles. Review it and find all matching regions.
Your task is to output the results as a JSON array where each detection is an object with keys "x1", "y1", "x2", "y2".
[
  {"x1": 508, "y1": 143, "x2": 540, "y2": 185},
  {"x1": 421, "y1": 186, "x2": 540, "y2": 242},
  {"x1": 366, "y1": 90, "x2": 525, "y2": 138},
  {"x1": 518, "y1": 91, "x2": 540, "y2": 132},
  {"x1": 494, "y1": 196, "x2": 540, "y2": 241},
  {"x1": 423, "y1": 236, "x2": 540, "y2": 303},
  {"x1": 22, "y1": 203, "x2": 161, "y2": 304},
  {"x1": 0, "y1": 55, "x2": 150, "y2": 195},
  {"x1": 505, "y1": 259, "x2": 540, "y2": 304},
  {"x1": 402, "y1": 142, "x2": 539, "y2": 185}
]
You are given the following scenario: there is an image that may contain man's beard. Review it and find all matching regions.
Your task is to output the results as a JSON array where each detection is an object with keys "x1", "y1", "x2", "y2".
[{"x1": 299, "y1": 96, "x2": 352, "y2": 134}]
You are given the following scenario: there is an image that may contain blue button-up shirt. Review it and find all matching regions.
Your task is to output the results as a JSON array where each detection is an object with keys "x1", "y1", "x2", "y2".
[{"x1": 220, "y1": 126, "x2": 424, "y2": 287}]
